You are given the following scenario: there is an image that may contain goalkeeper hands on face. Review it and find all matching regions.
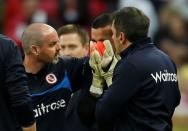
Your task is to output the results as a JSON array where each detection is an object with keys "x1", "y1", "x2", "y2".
[{"x1": 89, "y1": 40, "x2": 119, "y2": 97}]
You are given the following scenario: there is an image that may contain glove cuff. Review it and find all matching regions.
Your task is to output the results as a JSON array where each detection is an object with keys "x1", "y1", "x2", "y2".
[
  {"x1": 101, "y1": 56, "x2": 118, "y2": 87},
  {"x1": 92, "y1": 74, "x2": 104, "y2": 88},
  {"x1": 90, "y1": 85, "x2": 103, "y2": 97},
  {"x1": 103, "y1": 73, "x2": 113, "y2": 87}
]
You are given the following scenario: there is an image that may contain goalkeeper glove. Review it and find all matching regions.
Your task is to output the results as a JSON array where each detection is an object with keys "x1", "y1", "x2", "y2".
[
  {"x1": 89, "y1": 42, "x2": 105, "y2": 97},
  {"x1": 97, "y1": 40, "x2": 118, "y2": 86}
]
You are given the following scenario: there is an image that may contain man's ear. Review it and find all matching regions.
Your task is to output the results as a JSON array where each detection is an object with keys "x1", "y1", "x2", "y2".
[
  {"x1": 119, "y1": 32, "x2": 126, "y2": 45},
  {"x1": 120, "y1": 32, "x2": 132, "y2": 48},
  {"x1": 30, "y1": 45, "x2": 40, "y2": 56}
]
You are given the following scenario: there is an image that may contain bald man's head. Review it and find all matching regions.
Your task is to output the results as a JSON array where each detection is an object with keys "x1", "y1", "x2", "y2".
[{"x1": 22, "y1": 23, "x2": 57, "y2": 54}]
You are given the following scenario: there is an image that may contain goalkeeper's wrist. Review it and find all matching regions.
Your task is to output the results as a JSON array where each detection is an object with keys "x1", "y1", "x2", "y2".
[
  {"x1": 92, "y1": 74, "x2": 104, "y2": 89},
  {"x1": 104, "y1": 76, "x2": 112, "y2": 87},
  {"x1": 90, "y1": 85, "x2": 103, "y2": 97}
]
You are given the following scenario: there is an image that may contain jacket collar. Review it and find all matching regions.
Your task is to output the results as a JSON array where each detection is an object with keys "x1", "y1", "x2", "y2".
[{"x1": 120, "y1": 37, "x2": 153, "y2": 58}]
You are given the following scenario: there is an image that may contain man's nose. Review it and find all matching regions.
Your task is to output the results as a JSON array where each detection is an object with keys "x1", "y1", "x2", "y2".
[
  {"x1": 56, "y1": 42, "x2": 61, "y2": 51},
  {"x1": 63, "y1": 48, "x2": 72, "y2": 57}
]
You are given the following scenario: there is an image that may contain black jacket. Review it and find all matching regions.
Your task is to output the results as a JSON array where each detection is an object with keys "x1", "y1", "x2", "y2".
[
  {"x1": 0, "y1": 35, "x2": 35, "y2": 131},
  {"x1": 95, "y1": 38, "x2": 181, "y2": 131},
  {"x1": 28, "y1": 57, "x2": 92, "y2": 131},
  {"x1": 64, "y1": 89, "x2": 96, "y2": 131}
]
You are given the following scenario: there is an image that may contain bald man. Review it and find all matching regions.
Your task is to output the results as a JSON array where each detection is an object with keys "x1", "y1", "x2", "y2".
[{"x1": 21, "y1": 23, "x2": 92, "y2": 131}]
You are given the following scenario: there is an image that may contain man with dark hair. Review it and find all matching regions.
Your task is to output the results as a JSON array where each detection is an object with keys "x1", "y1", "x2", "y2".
[
  {"x1": 88, "y1": 7, "x2": 181, "y2": 131},
  {"x1": 77, "y1": 12, "x2": 118, "y2": 129},
  {"x1": 92, "y1": 13, "x2": 112, "y2": 29},
  {"x1": 89, "y1": 12, "x2": 120, "y2": 96},
  {"x1": 91, "y1": 13, "x2": 113, "y2": 44},
  {"x1": 0, "y1": 35, "x2": 36, "y2": 131},
  {"x1": 112, "y1": 7, "x2": 150, "y2": 43}
]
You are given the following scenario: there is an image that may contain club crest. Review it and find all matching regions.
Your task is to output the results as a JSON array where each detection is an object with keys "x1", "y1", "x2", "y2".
[{"x1": 46, "y1": 73, "x2": 57, "y2": 84}]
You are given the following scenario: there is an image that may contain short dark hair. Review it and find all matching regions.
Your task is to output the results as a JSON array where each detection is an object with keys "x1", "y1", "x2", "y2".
[
  {"x1": 92, "y1": 13, "x2": 113, "y2": 29},
  {"x1": 113, "y1": 7, "x2": 150, "y2": 42},
  {"x1": 57, "y1": 24, "x2": 89, "y2": 45}
]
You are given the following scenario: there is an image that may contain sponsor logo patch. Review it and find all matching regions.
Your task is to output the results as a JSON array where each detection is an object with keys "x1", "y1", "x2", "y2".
[
  {"x1": 33, "y1": 99, "x2": 66, "y2": 118},
  {"x1": 151, "y1": 69, "x2": 177, "y2": 83}
]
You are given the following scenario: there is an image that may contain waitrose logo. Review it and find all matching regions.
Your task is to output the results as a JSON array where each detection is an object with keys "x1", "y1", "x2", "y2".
[
  {"x1": 33, "y1": 99, "x2": 66, "y2": 118},
  {"x1": 151, "y1": 70, "x2": 177, "y2": 83}
]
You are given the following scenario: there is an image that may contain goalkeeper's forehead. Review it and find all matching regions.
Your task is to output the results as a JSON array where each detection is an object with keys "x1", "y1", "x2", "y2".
[{"x1": 91, "y1": 27, "x2": 112, "y2": 41}]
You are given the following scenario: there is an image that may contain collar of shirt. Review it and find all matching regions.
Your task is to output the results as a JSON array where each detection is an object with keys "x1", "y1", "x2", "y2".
[{"x1": 120, "y1": 37, "x2": 153, "y2": 58}]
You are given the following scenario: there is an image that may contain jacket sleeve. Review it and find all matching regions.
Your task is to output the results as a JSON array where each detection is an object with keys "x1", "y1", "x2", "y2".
[
  {"x1": 4, "y1": 39, "x2": 35, "y2": 127},
  {"x1": 66, "y1": 56, "x2": 92, "y2": 92},
  {"x1": 95, "y1": 61, "x2": 141, "y2": 125}
]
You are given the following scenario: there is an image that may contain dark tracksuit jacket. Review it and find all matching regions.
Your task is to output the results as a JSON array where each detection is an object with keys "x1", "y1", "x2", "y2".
[
  {"x1": 0, "y1": 35, "x2": 35, "y2": 131},
  {"x1": 63, "y1": 61, "x2": 96, "y2": 131},
  {"x1": 95, "y1": 38, "x2": 181, "y2": 131},
  {"x1": 27, "y1": 57, "x2": 92, "y2": 131},
  {"x1": 64, "y1": 89, "x2": 96, "y2": 131}
]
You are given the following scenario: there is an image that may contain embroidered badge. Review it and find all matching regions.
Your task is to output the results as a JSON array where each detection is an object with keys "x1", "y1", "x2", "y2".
[{"x1": 46, "y1": 73, "x2": 57, "y2": 84}]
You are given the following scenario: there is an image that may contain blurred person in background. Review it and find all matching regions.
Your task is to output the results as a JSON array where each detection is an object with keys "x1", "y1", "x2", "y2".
[
  {"x1": 154, "y1": 4, "x2": 188, "y2": 129},
  {"x1": 59, "y1": 0, "x2": 117, "y2": 29},
  {"x1": 4, "y1": 0, "x2": 47, "y2": 53},
  {"x1": 58, "y1": 24, "x2": 89, "y2": 58},
  {"x1": 0, "y1": 0, "x2": 5, "y2": 33},
  {"x1": 0, "y1": 35, "x2": 36, "y2": 131},
  {"x1": 39, "y1": 0, "x2": 62, "y2": 29},
  {"x1": 57, "y1": 24, "x2": 92, "y2": 131},
  {"x1": 171, "y1": 0, "x2": 188, "y2": 21},
  {"x1": 59, "y1": 0, "x2": 89, "y2": 26},
  {"x1": 154, "y1": 5, "x2": 188, "y2": 68}
]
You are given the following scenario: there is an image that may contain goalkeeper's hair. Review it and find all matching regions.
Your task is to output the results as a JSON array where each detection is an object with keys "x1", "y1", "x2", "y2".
[{"x1": 92, "y1": 13, "x2": 113, "y2": 29}]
